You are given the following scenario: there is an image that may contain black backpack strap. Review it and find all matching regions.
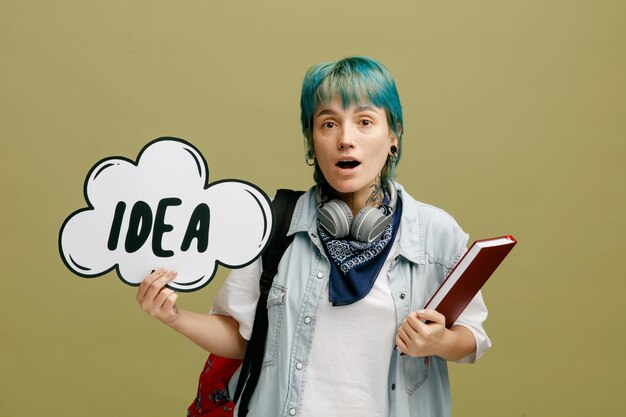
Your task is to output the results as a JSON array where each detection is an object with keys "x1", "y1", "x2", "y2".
[{"x1": 234, "y1": 189, "x2": 304, "y2": 417}]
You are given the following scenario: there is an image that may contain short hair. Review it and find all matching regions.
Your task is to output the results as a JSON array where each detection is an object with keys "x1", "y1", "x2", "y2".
[{"x1": 300, "y1": 56, "x2": 404, "y2": 187}]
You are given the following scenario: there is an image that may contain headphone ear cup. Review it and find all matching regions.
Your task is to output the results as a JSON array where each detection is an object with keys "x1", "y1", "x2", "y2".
[
  {"x1": 351, "y1": 207, "x2": 390, "y2": 243},
  {"x1": 317, "y1": 199, "x2": 353, "y2": 239}
]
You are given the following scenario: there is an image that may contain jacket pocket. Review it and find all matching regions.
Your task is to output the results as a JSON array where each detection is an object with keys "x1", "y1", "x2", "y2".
[
  {"x1": 263, "y1": 283, "x2": 286, "y2": 367},
  {"x1": 403, "y1": 355, "x2": 430, "y2": 395}
]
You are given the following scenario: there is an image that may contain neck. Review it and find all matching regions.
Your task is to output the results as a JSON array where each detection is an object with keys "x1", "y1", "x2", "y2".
[{"x1": 334, "y1": 178, "x2": 385, "y2": 216}]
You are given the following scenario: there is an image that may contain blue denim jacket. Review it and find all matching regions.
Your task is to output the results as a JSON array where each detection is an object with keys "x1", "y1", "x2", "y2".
[{"x1": 235, "y1": 183, "x2": 476, "y2": 417}]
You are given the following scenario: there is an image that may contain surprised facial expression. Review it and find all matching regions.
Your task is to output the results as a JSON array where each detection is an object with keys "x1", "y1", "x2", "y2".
[{"x1": 312, "y1": 98, "x2": 397, "y2": 205}]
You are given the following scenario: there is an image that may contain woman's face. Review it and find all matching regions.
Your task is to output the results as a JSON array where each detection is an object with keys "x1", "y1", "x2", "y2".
[{"x1": 312, "y1": 98, "x2": 397, "y2": 206}]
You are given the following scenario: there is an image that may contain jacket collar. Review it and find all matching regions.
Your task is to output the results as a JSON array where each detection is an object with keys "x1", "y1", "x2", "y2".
[{"x1": 287, "y1": 182, "x2": 425, "y2": 265}]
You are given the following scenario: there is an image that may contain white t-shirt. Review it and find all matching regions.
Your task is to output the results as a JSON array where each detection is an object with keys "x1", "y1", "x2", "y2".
[{"x1": 299, "y1": 246, "x2": 397, "y2": 417}]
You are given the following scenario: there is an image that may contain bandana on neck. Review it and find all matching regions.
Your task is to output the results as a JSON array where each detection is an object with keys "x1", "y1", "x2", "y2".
[{"x1": 318, "y1": 191, "x2": 402, "y2": 306}]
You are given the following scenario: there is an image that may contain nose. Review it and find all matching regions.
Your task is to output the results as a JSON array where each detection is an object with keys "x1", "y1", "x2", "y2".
[{"x1": 338, "y1": 124, "x2": 356, "y2": 149}]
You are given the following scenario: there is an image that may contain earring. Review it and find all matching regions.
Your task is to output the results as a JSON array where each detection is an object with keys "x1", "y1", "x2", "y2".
[
  {"x1": 389, "y1": 145, "x2": 398, "y2": 163},
  {"x1": 306, "y1": 156, "x2": 315, "y2": 166}
]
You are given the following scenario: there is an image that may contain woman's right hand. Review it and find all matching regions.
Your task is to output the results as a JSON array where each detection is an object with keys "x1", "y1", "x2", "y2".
[
  {"x1": 136, "y1": 268, "x2": 179, "y2": 326},
  {"x1": 135, "y1": 269, "x2": 246, "y2": 358}
]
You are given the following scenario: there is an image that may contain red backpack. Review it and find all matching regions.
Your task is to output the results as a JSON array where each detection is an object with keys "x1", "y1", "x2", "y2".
[
  {"x1": 187, "y1": 190, "x2": 304, "y2": 417},
  {"x1": 187, "y1": 354, "x2": 242, "y2": 417}
]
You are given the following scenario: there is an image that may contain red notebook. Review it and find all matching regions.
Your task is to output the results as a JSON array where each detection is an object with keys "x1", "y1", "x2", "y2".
[{"x1": 424, "y1": 235, "x2": 517, "y2": 328}]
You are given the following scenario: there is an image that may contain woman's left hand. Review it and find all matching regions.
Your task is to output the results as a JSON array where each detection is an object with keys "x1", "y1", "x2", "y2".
[{"x1": 396, "y1": 309, "x2": 450, "y2": 358}]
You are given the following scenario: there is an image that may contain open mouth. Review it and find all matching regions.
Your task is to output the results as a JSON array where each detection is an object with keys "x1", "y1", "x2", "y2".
[{"x1": 336, "y1": 160, "x2": 361, "y2": 169}]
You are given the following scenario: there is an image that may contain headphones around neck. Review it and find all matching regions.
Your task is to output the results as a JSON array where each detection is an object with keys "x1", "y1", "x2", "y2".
[{"x1": 316, "y1": 180, "x2": 397, "y2": 243}]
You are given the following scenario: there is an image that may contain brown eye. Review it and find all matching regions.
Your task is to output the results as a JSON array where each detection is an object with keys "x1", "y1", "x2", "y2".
[{"x1": 322, "y1": 121, "x2": 336, "y2": 128}]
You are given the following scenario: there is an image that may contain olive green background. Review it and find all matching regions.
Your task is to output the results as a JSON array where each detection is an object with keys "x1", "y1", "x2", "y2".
[{"x1": 1, "y1": 1, "x2": 624, "y2": 416}]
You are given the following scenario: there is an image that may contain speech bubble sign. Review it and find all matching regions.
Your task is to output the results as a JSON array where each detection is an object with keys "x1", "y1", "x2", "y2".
[{"x1": 59, "y1": 137, "x2": 274, "y2": 292}]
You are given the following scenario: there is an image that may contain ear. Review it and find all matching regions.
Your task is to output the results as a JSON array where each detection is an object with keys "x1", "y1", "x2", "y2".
[
  {"x1": 394, "y1": 123, "x2": 402, "y2": 142},
  {"x1": 390, "y1": 126, "x2": 400, "y2": 147},
  {"x1": 389, "y1": 134, "x2": 399, "y2": 149}
]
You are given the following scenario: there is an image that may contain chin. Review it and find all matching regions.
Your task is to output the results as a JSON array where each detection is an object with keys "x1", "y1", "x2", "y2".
[{"x1": 325, "y1": 178, "x2": 367, "y2": 195}]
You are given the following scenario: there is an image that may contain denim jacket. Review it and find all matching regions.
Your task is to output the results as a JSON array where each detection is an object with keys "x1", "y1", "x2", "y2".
[{"x1": 230, "y1": 182, "x2": 488, "y2": 417}]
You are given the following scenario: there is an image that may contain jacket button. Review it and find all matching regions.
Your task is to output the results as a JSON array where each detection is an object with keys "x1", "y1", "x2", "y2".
[
  {"x1": 304, "y1": 317, "x2": 311, "y2": 324},
  {"x1": 399, "y1": 293, "x2": 406, "y2": 300},
  {"x1": 296, "y1": 362, "x2": 303, "y2": 370},
  {"x1": 316, "y1": 272, "x2": 324, "y2": 279},
  {"x1": 289, "y1": 408, "x2": 297, "y2": 416}
]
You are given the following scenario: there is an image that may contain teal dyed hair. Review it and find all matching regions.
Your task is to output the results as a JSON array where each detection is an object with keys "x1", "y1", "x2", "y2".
[{"x1": 300, "y1": 56, "x2": 404, "y2": 186}]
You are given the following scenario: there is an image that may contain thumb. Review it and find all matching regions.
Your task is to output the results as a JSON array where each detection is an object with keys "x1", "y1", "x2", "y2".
[{"x1": 415, "y1": 309, "x2": 446, "y2": 327}]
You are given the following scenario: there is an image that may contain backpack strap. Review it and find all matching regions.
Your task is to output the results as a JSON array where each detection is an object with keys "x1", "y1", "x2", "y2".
[{"x1": 234, "y1": 189, "x2": 304, "y2": 417}]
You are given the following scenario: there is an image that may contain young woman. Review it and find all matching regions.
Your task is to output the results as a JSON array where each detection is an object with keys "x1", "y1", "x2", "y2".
[{"x1": 137, "y1": 56, "x2": 491, "y2": 417}]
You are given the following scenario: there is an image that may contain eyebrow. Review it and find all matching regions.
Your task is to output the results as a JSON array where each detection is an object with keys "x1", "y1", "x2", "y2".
[
  {"x1": 315, "y1": 105, "x2": 378, "y2": 118},
  {"x1": 315, "y1": 109, "x2": 338, "y2": 118}
]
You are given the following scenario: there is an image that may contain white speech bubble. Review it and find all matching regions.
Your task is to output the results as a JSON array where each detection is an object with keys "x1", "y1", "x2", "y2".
[{"x1": 59, "y1": 137, "x2": 274, "y2": 292}]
